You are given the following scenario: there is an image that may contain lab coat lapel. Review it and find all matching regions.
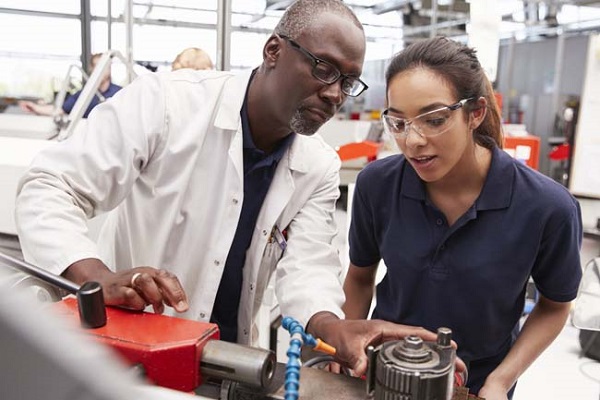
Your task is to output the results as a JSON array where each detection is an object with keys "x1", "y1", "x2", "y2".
[
  {"x1": 213, "y1": 70, "x2": 253, "y2": 182},
  {"x1": 259, "y1": 135, "x2": 308, "y2": 229},
  {"x1": 228, "y1": 128, "x2": 243, "y2": 182}
]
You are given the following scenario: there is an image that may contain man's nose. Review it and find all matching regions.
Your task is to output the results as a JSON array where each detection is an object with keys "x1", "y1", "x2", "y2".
[{"x1": 319, "y1": 80, "x2": 344, "y2": 106}]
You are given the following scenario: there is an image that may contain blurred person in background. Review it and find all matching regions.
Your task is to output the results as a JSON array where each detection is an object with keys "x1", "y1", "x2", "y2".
[
  {"x1": 171, "y1": 47, "x2": 214, "y2": 71},
  {"x1": 19, "y1": 53, "x2": 122, "y2": 119}
]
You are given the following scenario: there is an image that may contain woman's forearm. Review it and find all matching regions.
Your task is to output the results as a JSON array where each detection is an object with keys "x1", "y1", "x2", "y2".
[{"x1": 483, "y1": 295, "x2": 571, "y2": 392}]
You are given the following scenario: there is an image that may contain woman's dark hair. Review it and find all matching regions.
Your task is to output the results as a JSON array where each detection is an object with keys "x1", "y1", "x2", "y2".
[{"x1": 385, "y1": 36, "x2": 503, "y2": 149}]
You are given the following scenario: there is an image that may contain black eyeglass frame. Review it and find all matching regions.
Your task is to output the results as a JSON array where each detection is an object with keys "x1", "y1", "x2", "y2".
[{"x1": 277, "y1": 34, "x2": 368, "y2": 97}]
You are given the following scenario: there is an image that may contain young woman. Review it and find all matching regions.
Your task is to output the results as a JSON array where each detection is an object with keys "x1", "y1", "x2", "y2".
[{"x1": 344, "y1": 36, "x2": 582, "y2": 400}]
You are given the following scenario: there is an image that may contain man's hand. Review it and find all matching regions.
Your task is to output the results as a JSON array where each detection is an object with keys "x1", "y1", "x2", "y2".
[
  {"x1": 307, "y1": 312, "x2": 449, "y2": 377},
  {"x1": 63, "y1": 258, "x2": 189, "y2": 314}
]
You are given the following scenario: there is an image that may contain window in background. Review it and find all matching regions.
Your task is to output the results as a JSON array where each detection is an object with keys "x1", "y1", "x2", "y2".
[
  {"x1": 90, "y1": 0, "x2": 217, "y2": 19},
  {"x1": 91, "y1": 20, "x2": 217, "y2": 81},
  {"x1": 91, "y1": 0, "x2": 218, "y2": 76},
  {"x1": 230, "y1": 31, "x2": 268, "y2": 71},
  {"x1": 0, "y1": 13, "x2": 81, "y2": 98},
  {"x1": 0, "y1": 0, "x2": 79, "y2": 14}
]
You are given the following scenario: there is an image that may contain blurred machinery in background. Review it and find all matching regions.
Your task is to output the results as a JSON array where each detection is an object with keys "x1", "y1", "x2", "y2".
[
  {"x1": 503, "y1": 133, "x2": 541, "y2": 170},
  {"x1": 317, "y1": 118, "x2": 389, "y2": 211},
  {"x1": 548, "y1": 97, "x2": 579, "y2": 187},
  {"x1": 573, "y1": 257, "x2": 600, "y2": 364}
]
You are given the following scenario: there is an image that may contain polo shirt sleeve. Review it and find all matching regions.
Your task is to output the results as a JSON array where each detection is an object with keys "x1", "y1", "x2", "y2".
[
  {"x1": 61, "y1": 91, "x2": 81, "y2": 114},
  {"x1": 349, "y1": 169, "x2": 381, "y2": 267},
  {"x1": 532, "y1": 197, "x2": 583, "y2": 302}
]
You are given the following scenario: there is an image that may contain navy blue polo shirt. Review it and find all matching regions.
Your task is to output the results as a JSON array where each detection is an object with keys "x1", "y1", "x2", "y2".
[
  {"x1": 211, "y1": 87, "x2": 295, "y2": 343},
  {"x1": 349, "y1": 146, "x2": 581, "y2": 377},
  {"x1": 62, "y1": 82, "x2": 122, "y2": 118}
]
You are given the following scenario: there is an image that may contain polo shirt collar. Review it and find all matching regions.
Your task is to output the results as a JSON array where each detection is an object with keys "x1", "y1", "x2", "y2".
[
  {"x1": 402, "y1": 160, "x2": 427, "y2": 201},
  {"x1": 401, "y1": 146, "x2": 514, "y2": 210},
  {"x1": 477, "y1": 146, "x2": 514, "y2": 210}
]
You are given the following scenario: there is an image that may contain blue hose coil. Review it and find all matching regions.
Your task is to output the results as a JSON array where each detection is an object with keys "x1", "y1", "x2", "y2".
[{"x1": 281, "y1": 316, "x2": 317, "y2": 400}]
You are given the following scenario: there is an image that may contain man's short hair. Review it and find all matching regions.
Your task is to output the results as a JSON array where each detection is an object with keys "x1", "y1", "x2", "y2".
[{"x1": 274, "y1": 0, "x2": 363, "y2": 39}]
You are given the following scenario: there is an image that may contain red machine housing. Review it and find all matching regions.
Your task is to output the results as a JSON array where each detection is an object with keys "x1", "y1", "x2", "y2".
[{"x1": 54, "y1": 297, "x2": 219, "y2": 392}]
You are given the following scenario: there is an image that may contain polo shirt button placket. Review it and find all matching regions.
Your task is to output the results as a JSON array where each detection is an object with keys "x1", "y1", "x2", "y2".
[{"x1": 436, "y1": 218, "x2": 443, "y2": 226}]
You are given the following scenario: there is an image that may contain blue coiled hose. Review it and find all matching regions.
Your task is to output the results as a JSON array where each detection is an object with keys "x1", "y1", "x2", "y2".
[{"x1": 281, "y1": 316, "x2": 318, "y2": 400}]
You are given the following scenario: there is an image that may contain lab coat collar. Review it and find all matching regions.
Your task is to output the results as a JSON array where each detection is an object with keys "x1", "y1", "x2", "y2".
[
  {"x1": 214, "y1": 68, "x2": 310, "y2": 174},
  {"x1": 214, "y1": 69, "x2": 253, "y2": 131},
  {"x1": 284, "y1": 133, "x2": 310, "y2": 173}
]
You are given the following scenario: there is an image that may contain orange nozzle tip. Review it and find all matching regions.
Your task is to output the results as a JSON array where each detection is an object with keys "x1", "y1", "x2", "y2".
[{"x1": 314, "y1": 338, "x2": 337, "y2": 356}]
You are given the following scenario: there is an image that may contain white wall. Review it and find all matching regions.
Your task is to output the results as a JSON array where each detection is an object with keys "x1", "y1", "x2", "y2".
[{"x1": 578, "y1": 198, "x2": 600, "y2": 268}]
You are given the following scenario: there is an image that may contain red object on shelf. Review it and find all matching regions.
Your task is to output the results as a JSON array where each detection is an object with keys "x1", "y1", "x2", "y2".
[
  {"x1": 503, "y1": 135, "x2": 540, "y2": 170},
  {"x1": 54, "y1": 297, "x2": 219, "y2": 392},
  {"x1": 336, "y1": 140, "x2": 380, "y2": 162},
  {"x1": 549, "y1": 143, "x2": 570, "y2": 161}
]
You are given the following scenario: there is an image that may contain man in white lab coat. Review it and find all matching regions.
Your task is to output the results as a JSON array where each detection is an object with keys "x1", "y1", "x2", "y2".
[{"x1": 15, "y1": 0, "x2": 437, "y2": 376}]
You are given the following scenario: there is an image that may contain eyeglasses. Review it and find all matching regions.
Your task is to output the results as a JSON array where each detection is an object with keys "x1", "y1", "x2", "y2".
[
  {"x1": 381, "y1": 98, "x2": 473, "y2": 139},
  {"x1": 278, "y1": 34, "x2": 368, "y2": 97}
]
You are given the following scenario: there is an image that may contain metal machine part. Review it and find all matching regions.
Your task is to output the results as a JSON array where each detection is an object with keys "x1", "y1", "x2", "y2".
[
  {"x1": 209, "y1": 363, "x2": 366, "y2": 400},
  {"x1": 3, "y1": 250, "x2": 475, "y2": 399},
  {"x1": 368, "y1": 327, "x2": 456, "y2": 400},
  {"x1": 0, "y1": 251, "x2": 107, "y2": 328},
  {"x1": 200, "y1": 340, "x2": 276, "y2": 389},
  {"x1": 2, "y1": 271, "x2": 63, "y2": 303},
  {"x1": 0, "y1": 250, "x2": 62, "y2": 303}
]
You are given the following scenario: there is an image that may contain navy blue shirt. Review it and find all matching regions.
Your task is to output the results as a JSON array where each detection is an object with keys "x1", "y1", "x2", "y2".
[
  {"x1": 211, "y1": 86, "x2": 295, "y2": 342},
  {"x1": 62, "y1": 82, "x2": 122, "y2": 118},
  {"x1": 349, "y1": 146, "x2": 581, "y2": 390}
]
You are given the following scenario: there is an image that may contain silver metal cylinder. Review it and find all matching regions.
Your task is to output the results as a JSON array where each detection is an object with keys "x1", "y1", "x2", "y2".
[{"x1": 200, "y1": 340, "x2": 276, "y2": 389}]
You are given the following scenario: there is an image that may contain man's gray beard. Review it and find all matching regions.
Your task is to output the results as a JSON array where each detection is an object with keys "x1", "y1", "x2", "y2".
[{"x1": 290, "y1": 109, "x2": 321, "y2": 136}]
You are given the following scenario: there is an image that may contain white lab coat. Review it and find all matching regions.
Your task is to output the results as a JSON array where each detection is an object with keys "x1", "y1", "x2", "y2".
[{"x1": 15, "y1": 69, "x2": 345, "y2": 345}]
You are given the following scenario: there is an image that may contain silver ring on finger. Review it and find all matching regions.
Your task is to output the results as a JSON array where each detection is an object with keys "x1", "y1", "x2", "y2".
[{"x1": 130, "y1": 272, "x2": 143, "y2": 288}]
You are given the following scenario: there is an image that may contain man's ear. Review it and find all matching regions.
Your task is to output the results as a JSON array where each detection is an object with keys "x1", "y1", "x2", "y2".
[
  {"x1": 263, "y1": 35, "x2": 282, "y2": 68},
  {"x1": 470, "y1": 97, "x2": 487, "y2": 130}
]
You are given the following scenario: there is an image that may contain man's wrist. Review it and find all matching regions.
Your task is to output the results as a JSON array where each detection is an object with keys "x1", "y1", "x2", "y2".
[
  {"x1": 63, "y1": 258, "x2": 112, "y2": 284},
  {"x1": 306, "y1": 311, "x2": 340, "y2": 339}
]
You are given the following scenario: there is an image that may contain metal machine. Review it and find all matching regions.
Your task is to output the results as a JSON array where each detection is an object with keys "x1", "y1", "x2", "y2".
[
  {"x1": 366, "y1": 329, "x2": 457, "y2": 400},
  {"x1": 0, "y1": 251, "x2": 482, "y2": 400}
]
